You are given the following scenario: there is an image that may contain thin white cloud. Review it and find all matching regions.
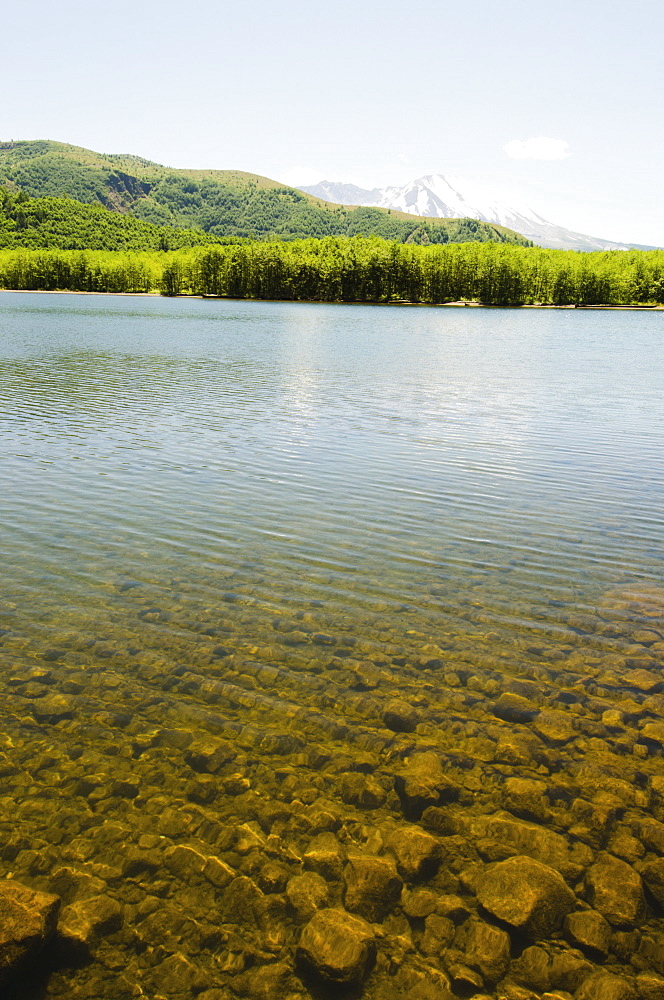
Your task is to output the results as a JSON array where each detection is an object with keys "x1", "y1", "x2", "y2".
[{"x1": 504, "y1": 137, "x2": 570, "y2": 160}]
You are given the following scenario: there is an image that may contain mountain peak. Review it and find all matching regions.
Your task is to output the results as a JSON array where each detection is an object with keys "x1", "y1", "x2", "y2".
[{"x1": 299, "y1": 174, "x2": 639, "y2": 251}]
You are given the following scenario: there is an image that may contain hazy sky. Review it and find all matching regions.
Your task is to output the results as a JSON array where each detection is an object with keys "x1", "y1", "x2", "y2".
[{"x1": 3, "y1": 0, "x2": 663, "y2": 244}]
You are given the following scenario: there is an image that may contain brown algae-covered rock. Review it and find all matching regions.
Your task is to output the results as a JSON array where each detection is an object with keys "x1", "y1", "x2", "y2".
[
  {"x1": 492, "y1": 692, "x2": 538, "y2": 723},
  {"x1": 303, "y1": 832, "x2": 347, "y2": 881},
  {"x1": 642, "y1": 858, "x2": 664, "y2": 909},
  {"x1": 382, "y1": 698, "x2": 419, "y2": 733},
  {"x1": 58, "y1": 894, "x2": 123, "y2": 958},
  {"x1": 296, "y1": 907, "x2": 376, "y2": 984},
  {"x1": 462, "y1": 811, "x2": 591, "y2": 880},
  {"x1": 343, "y1": 854, "x2": 402, "y2": 922},
  {"x1": 532, "y1": 709, "x2": 576, "y2": 745},
  {"x1": 286, "y1": 872, "x2": 329, "y2": 921},
  {"x1": 476, "y1": 855, "x2": 575, "y2": 937},
  {"x1": 387, "y1": 960, "x2": 454, "y2": 1000},
  {"x1": 388, "y1": 825, "x2": 442, "y2": 881},
  {"x1": 339, "y1": 771, "x2": 386, "y2": 809},
  {"x1": 455, "y1": 916, "x2": 511, "y2": 984},
  {"x1": 575, "y1": 969, "x2": 637, "y2": 1000},
  {"x1": 401, "y1": 887, "x2": 439, "y2": 918},
  {"x1": 509, "y1": 944, "x2": 552, "y2": 992},
  {"x1": 395, "y1": 751, "x2": 460, "y2": 819},
  {"x1": 0, "y1": 880, "x2": 60, "y2": 983},
  {"x1": 636, "y1": 970, "x2": 664, "y2": 1000},
  {"x1": 564, "y1": 908, "x2": 611, "y2": 956},
  {"x1": 584, "y1": 854, "x2": 645, "y2": 926}
]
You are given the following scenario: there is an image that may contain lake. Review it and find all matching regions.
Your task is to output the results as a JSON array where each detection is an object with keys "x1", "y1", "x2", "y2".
[{"x1": 1, "y1": 292, "x2": 663, "y2": 999}]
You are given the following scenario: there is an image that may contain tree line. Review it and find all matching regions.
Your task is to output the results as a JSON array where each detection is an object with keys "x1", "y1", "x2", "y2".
[{"x1": 0, "y1": 238, "x2": 662, "y2": 305}]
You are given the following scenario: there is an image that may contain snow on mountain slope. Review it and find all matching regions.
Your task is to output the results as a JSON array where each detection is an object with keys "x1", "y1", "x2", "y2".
[{"x1": 300, "y1": 175, "x2": 639, "y2": 251}]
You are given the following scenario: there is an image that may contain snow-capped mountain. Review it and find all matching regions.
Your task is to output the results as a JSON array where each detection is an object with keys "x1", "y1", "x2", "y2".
[{"x1": 300, "y1": 175, "x2": 643, "y2": 252}]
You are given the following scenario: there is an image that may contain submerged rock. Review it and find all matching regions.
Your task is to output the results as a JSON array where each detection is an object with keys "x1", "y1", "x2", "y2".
[
  {"x1": 165, "y1": 844, "x2": 207, "y2": 881},
  {"x1": 642, "y1": 858, "x2": 664, "y2": 908},
  {"x1": 387, "y1": 960, "x2": 454, "y2": 1000},
  {"x1": 532, "y1": 709, "x2": 576, "y2": 745},
  {"x1": 219, "y1": 877, "x2": 267, "y2": 928},
  {"x1": 401, "y1": 887, "x2": 439, "y2": 918},
  {"x1": 382, "y1": 698, "x2": 419, "y2": 733},
  {"x1": 446, "y1": 961, "x2": 484, "y2": 993},
  {"x1": 509, "y1": 944, "x2": 552, "y2": 992},
  {"x1": 548, "y1": 949, "x2": 594, "y2": 993},
  {"x1": 421, "y1": 913, "x2": 455, "y2": 954},
  {"x1": 461, "y1": 811, "x2": 591, "y2": 880},
  {"x1": 492, "y1": 692, "x2": 538, "y2": 723},
  {"x1": 388, "y1": 825, "x2": 442, "y2": 881},
  {"x1": 203, "y1": 855, "x2": 236, "y2": 889},
  {"x1": 455, "y1": 915, "x2": 511, "y2": 984},
  {"x1": 575, "y1": 969, "x2": 637, "y2": 1000},
  {"x1": 4, "y1": 556, "x2": 664, "y2": 1000},
  {"x1": 0, "y1": 880, "x2": 60, "y2": 983},
  {"x1": 494, "y1": 730, "x2": 548, "y2": 767},
  {"x1": 584, "y1": 854, "x2": 646, "y2": 926},
  {"x1": 503, "y1": 776, "x2": 552, "y2": 823},
  {"x1": 564, "y1": 908, "x2": 611, "y2": 957},
  {"x1": 638, "y1": 818, "x2": 664, "y2": 855},
  {"x1": 303, "y1": 832, "x2": 346, "y2": 881},
  {"x1": 235, "y1": 961, "x2": 300, "y2": 1000},
  {"x1": 58, "y1": 893, "x2": 123, "y2": 958},
  {"x1": 636, "y1": 970, "x2": 664, "y2": 1000},
  {"x1": 31, "y1": 693, "x2": 75, "y2": 722},
  {"x1": 286, "y1": 872, "x2": 329, "y2": 921},
  {"x1": 48, "y1": 866, "x2": 107, "y2": 904},
  {"x1": 296, "y1": 907, "x2": 376, "y2": 984},
  {"x1": 476, "y1": 855, "x2": 575, "y2": 937},
  {"x1": 150, "y1": 952, "x2": 210, "y2": 996},
  {"x1": 395, "y1": 751, "x2": 460, "y2": 819},
  {"x1": 343, "y1": 854, "x2": 402, "y2": 922},
  {"x1": 339, "y1": 771, "x2": 386, "y2": 808}
]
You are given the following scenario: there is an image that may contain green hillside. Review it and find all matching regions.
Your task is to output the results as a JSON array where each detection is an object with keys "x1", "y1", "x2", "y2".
[
  {"x1": 0, "y1": 140, "x2": 532, "y2": 246},
  {"x1": 0, "y1": 188, "x2": 229, "y2": 251}
]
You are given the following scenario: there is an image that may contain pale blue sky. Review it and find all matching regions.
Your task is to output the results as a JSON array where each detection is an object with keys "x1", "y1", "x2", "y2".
[{"x1": 3, "y1": 0, "x2": 663, "y2": 244}]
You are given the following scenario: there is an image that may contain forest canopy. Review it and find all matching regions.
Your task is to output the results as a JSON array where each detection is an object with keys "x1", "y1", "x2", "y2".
[{"x1": 0, "y1": 238, "x2": 662, "y2": 306}]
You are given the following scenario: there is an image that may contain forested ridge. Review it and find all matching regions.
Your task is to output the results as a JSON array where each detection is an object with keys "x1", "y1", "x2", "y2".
[
  {"x1": 0, "y1": 141, "x2": 530, "y2": 245},
  {"x1": 1, "y1": 239, "x2": 662, "y2": 305},
  {"x1": 0, "y1": 188, "x2": 227, "y2": 251}
]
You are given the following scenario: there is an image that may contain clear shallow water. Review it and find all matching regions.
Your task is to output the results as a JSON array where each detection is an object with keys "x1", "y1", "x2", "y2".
[{"x1": 0, "y1": 292, "x2": 663, "y2": 999}]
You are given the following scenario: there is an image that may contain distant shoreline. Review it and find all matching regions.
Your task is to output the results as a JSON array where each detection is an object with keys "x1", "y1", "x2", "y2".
[{"x1": 1, "y1": 289, "x2": 662, "y2": 310}]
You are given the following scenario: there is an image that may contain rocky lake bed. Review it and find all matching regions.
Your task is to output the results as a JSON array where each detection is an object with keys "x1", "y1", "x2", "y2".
[{"x1": 1, "y1": 578, "x2": 664, "y2": 1000}]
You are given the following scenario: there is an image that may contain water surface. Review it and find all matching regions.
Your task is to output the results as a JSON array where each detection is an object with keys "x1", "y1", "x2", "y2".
[{"x1": 0, "y1": 293, "x2": 663, "y2": 999}]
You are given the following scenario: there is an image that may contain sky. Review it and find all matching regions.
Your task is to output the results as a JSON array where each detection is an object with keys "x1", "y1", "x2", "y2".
[{"x1": 3, "y1": 0, "x2": 663, "y2": 245}]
